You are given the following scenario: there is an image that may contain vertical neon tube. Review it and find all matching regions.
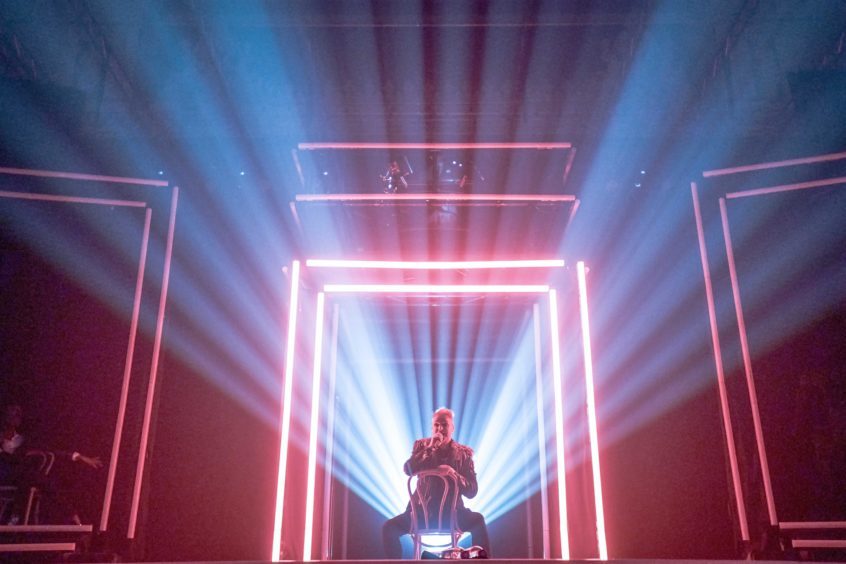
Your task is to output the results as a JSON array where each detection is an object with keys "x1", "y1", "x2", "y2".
[
  {"x1": 129, "y1": 186, "x2": 178, "y2": 539},
  {"x1": 690, "y1": 184, "x2": 749, "y2": 541},
  {"x1": 321, "y1": 305, "x2": 341, "y2": 559},
  {"x1": 719, "y1": 198, "x2": 778, "y2": 526},
  {"x1": 272, "y1": 260, "x2": 301, "y2": 561},
  {"x1": 101, "y1": 207, "x2": 151, "y2": 532},
  {"x1": 303, "y1": 292, "x2": 326, "y2": 561},
  {"x1": 577, "y1": 262, "x2": 608, "y2": 559},
  {"x1": 549, "y1": 289, "x2": 569, "y2": 559},
  {"x1": 533, "y1": 303, "x2": 551, "y2": 558}
]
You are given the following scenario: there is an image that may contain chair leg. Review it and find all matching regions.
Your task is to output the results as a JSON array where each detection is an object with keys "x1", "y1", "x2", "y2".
[{"x1": 23, "y1": 487, "x2": 38, "y2": 525}]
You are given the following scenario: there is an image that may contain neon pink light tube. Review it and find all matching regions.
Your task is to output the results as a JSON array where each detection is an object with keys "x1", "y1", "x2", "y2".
[
  {"x1": 101, "y1": 208, "x2": 151, "y2": 533},
  {"x1": 562, "y1": 146, "x2": 577, "y2": 187},
  {"x1": 129, "y1": 186, "x2": 178, "y2": 538},
  {"x1": 321, "y1": 306, "x2": 340, "y2": 559},
  {"x1": 306, "y1": 259, "x2": 565, "y2": 270},
  {"x1": 323, "y1": 284, "x2": 549, "y2": 294},
  {"x1": 303, "y1": 292, "x2": 327, "y2": 561},
  {"x1": 0, "y1": 166, "x2": 169, "y2": 187},
  {"x1": 272, "y1": 260, "x2": 301, "y2": 562},
  {"x1": 549, "y1": 289, "x2": 569, "y2": 559},
  {"x1": 690, "y1": 183, "x2": 749, "y2": 541},
  {"x1": 576, "y1": 262, "x2": 608, "y2": 559},
  {"x1": 297, "y1": 142, "x2": 572, "y2": 150},
  {"x1": 533, "y1": 304, "x2": 551, "y2": 558},
  {"x1": 792, "y1": 540, "x2": 846, "y2": 549},
  {"x1": 780, "y1": 522, "x2": 846, "y2": 530},
  {"x1": 295, "y1": 193, "x2": 576, "y2": 203},
  {"x1": 0, "y1": 190, "x2": 147, "y2": 208},
  {"x1": 726, "y1": 175, "x2": 846, "y2": 200},
  {"x1": 702, "y1": 150, "x2": 846, "y2": 177},
  {"x1": 719, "y1": 198, "x2": 777, "y2": 526}
]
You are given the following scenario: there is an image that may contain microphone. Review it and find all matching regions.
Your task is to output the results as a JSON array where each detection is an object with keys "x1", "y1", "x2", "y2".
[{"x1": 430, "y1": 432, "x2": 443, "y2": 448}]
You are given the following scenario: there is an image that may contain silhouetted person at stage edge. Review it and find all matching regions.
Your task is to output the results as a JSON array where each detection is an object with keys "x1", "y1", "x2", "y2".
[
  {"x1": 0, "y1": 403, "x2": 102, "y2": 524},
  {"x1": 382, "y1": 407, "x2": 490, "y2": 558}
]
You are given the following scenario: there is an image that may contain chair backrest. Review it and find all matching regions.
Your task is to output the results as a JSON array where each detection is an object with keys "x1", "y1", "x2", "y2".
[
  {"x1": 407, "y1": 468, "x2": 460, "y2": 534},
  {"x1": 26, "y1": 450, "x2": 56, "y2": 477}
]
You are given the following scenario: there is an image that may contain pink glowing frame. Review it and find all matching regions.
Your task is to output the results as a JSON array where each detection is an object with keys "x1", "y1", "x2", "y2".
[
  {"x1": 690, "y1": 182, "x2": 750, "y2": 542},
  {"x1": 0, "y1": 169, "x2": 177, "y2": 538},
  {"x1": 273, "y1": 259, "x2": 606, "y2": 561},
  {"x1": 694, "y1": 155, "x2": 846, "y2": 546}
]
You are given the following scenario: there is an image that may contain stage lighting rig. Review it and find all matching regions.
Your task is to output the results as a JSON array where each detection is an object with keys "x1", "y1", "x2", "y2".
[{"x1": 426, "y1": 150, "x2": 485, "y2": 193}]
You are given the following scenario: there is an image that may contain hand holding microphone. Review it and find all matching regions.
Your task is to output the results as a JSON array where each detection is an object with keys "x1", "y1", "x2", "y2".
[{"x1": 423, "y1": 432, "x2": 443, "y2": 458}]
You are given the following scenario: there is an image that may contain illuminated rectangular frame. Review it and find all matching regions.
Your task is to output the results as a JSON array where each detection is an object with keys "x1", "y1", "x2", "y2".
[
  {"x1": 273, "y1": 259, "x2": 607, "y2": 561},
  {"x1": 0, "y1": 169, "x2": 178, "y2": 539},
  {"x1": 694, "y1": 151, "x2": 846, "y2": 548}
]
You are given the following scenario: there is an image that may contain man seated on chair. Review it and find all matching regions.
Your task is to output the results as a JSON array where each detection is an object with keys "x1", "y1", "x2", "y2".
[
  {"x1": 1, "y1": 403, "x2": 102, "y2": 524},
  {"x1": 382, "y1": 407, "x2": 490, "y2": 558}
]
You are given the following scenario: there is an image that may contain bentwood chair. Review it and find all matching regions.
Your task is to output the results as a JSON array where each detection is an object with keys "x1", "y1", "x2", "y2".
[{"x1": 407, "y1": 468, "x2": 462, "y2": 559}]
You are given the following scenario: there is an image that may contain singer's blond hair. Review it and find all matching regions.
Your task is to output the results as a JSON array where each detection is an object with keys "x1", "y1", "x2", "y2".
[{"x1": 432, "y1": 407, "x2": 454, "y2": 421}]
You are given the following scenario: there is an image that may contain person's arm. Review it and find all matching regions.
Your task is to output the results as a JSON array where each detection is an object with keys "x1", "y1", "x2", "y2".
[
  {"x1": 70, "y1": 452, "x2": 103, "y2": 469},
  {"x1": 435, "y1": 446, "x2": 478, "y2": 498},
  {"x1": 28, "y1": 448, "x2": 103, "y2": 469},
  {"x1": 458, "y1": 456, "x2": 478, "y2": 499}
]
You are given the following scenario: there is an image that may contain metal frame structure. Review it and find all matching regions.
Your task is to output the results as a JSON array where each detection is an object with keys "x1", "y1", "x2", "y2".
[
  {"x1": 691, "y1": 151, "x2": 846, "y2": 550},
  {"x1": 0, "y1": 167, "x2": 178, "y2": 539}
]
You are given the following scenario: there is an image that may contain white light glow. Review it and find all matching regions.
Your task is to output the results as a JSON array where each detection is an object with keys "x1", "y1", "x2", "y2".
[
  {"x1": 577, "y1": 262, "x2": 608, "y2": 559},
  {"x1": 272, "y1": 260, "x2": 300, "y2": 562}
]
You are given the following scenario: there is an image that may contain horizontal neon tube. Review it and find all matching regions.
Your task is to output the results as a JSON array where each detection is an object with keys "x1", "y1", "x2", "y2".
[
  {"x1": 306, "y1": 259, "x2": 565, "y2": 270},
  {"x1": 779, "y1": 522, "x2": 846, "y2": 530},
  {"x1": 298, "y1": 142, "x2": 572, "y2": 150},
  {"x1": 0, "y1": 166, "x2": 169, "y2": 187},
  {"x1": 295, "y1": 193, "x2": 576, "y2": 202},
  {"x1": 323, "y1": 284, "x2": 550, "y2": 293},
  {"x1": 726, "y1": 175, "x2": 846, "y2": 200},
  {"x1": 0, "y1": 190, "x2": 147, "y2": 208},
  {"x1": 702, "y1": 150, "x2": 846, "y2": 177}
]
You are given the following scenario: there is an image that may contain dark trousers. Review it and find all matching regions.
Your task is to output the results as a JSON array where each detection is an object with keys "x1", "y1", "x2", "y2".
[{"x1": 382, "y1": 507, "x2": 489, "y2": 558}]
